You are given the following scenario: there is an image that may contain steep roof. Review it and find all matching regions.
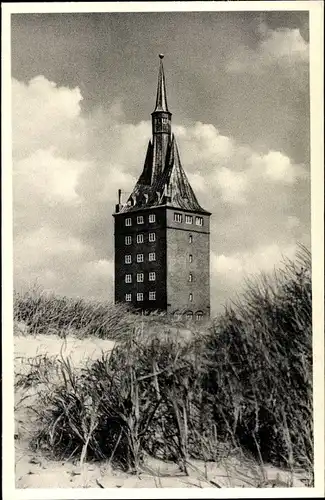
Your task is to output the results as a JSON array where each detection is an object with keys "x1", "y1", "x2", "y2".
[{"x1": 119, "y1": 134, "x2": 210, "y2": 214}]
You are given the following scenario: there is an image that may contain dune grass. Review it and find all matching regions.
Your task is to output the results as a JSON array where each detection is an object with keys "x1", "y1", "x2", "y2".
[{"x1": 14, "y1": 245, "x2": 313, "y2": 485}]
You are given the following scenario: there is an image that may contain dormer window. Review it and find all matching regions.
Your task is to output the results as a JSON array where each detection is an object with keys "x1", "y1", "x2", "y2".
[{"x1": 196, "y1": 311, "x2": 203, "y2": 321}]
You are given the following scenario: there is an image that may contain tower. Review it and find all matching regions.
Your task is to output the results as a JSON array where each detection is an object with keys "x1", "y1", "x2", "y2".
[{"x1": 113, "y1": 55, "x2": 211, "y2": 320}]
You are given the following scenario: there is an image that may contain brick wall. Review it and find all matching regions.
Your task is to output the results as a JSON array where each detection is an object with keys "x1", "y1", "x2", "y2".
[
  {"x1": 114, "y1": 207, "x2": 167, "y2": 310},
  {"x1": 166, "y1": 208, "x2": 210, "y2": 319},
  {"x1": 114, "y1": 206, "x2": 210, "y2": 319}
]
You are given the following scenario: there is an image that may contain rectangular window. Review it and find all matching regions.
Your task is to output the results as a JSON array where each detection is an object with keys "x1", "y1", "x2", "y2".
[
  {"x1": 137, "y1": 234, "x2": 144, "y2": 244},
  {"x1": 125, "y1": 255, "x2": 132, "y2": 264},
  {"x1": 196, "y1": 216, "x2": 203, "y2": 226},
  {"x1": 189, "y1": 293, "x2": 193, "y2": 302},
  {"x1": 149, "y1": 252, "x2": 156, "y2": 262},
  {"x1": 125, "y1": 236, "x2": 132, "y2": 245},
  {"x1": 174, "y1": 212, "x2": 183, "y2": 223},
  {"x1": 149, "y1": 291, "x2": 156, "y2": 301},
  {"x1": 149, "y1": 232, "x2": 156, "y2": 242},
  {"x1": 189, "y1": 254, "x2": 193, "y2": 263},
  {"x1": 189, "y1": 273, "x2": 193, "y2": 282},
  {"x1": 189, "y1": 234, "x2": 193, "y2": 243},
  {"x1": 149, "y1": 272, "x2": 156, "y2": 281},
  {"x1": 137, "y1": 215, "x2": 144, "y2": 224},
  {"x1": 137, "y1": 254, "x2": 144, "y2": 263},
  {"x1": 149, "y1": 214, "x2": 156, "y2": 223},
  {"x1": 137, "y1": 293, "x2": 143, "y2": 302},
  {"x1": 125, "y1": 274, "x2": 132, "y2": 283},
  {"x1": 137, "y1": 273, "x2": 144, "y2": 283},
  {"x1": 125, "y1": 293, "x2": 132, "y2": 302},
  {"x1": 125, "y1": 218, "x2": 132, "y2": 227},
  {"x1": 185, "y1": 215, "x2": 193, "y2": 224}
]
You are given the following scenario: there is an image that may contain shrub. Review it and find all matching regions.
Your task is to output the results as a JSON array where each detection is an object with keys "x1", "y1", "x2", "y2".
[
  {"x1": 204, "y1": 245, "x2": 312, "y2": 470},
  {"x1": 14, "y1": 286, "x2": 134, "y2": 339}
]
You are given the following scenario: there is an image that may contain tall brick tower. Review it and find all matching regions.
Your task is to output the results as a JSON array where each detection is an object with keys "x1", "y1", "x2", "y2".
[{"x1": 113, "y1": 55, "x2": 211, "y2": 320}]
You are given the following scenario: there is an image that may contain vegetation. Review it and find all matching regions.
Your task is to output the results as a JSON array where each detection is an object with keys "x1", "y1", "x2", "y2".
[{"x1": 14, "y1": 245, "x2": 313, "y2": 484}]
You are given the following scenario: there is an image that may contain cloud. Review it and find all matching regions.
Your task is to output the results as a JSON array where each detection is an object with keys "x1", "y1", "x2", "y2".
[
  {"x1": 12, "y1": 76, "x2": 85, "y2": 159},
  {"x1": 226, "y1": 23, "x2": 308, "y2": 74},
  {"x1": 175, "y1": 122, "x2": 307, "y2": 206},
  {"x1": 12, "y1": 75, "x2": 310, "y2": 312},
  {"x1": 212, "y1": 243, "x2": 297, "y2": 284},
  {"x1": 14, "y1": 148, "x2": 87, "y2": 205},
  {"x1": 215, "y1": 167, "x2": 248, "y2": 204}
]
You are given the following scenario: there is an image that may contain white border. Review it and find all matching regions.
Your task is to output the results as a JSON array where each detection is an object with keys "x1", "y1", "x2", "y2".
[{"x1": 2, "y1": 1, "x2": 324, "y2": 499}]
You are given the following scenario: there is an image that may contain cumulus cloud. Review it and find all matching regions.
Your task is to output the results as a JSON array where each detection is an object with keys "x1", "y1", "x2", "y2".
[
  {"x1": 12, "y1": 75, "x2": 310, "y2": 311},
  {"x1": 12, "y1": 76, "x2": 85, "y2": 158},
  {"x1": 175, "y1": 122, "x2": 307, "y2": 206},
  {"x1": 211, "y1": 243, "x2": 297, "y2": 284},
  {"x1": 226, "y1": 23, "x2": 309, "y2": 74},
  {"x1": 14, "y1": 148, "x2": 87, "y2": 205}
]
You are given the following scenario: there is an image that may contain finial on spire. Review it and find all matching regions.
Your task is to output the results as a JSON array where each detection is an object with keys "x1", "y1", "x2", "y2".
[{"x1": 154, "y1": 54, "x2": 169, "y2": 113}]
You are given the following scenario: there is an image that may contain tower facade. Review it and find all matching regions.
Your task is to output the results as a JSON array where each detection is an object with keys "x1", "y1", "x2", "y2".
[{"x1": 113, "y1": 55, "x2": 211, "y2": 320}]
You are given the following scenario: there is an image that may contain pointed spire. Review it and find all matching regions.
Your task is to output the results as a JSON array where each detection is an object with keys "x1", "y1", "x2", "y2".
[{"x1": 154, "y1": 54, "x2": 169, "y2": 112}]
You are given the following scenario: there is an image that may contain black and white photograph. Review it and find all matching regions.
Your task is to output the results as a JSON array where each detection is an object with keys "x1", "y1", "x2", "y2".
[{"x1": 2, "y1": 1, "x2": 324, "y2": 498}]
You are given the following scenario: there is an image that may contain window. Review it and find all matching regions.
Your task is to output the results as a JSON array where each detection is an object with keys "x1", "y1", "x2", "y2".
[
  {"x1": 125, "y1": 218, "x2": 132, "y2": 227},
  {"x1": 196, "y1": 216, "x2": 203, "y2": 226},
  {"x1": 189, "y1": 234, "x2": 193, "y2": 243},
  {"x1": 137, "y1": 273, "x2": 144, "y2": 283},
  {"x1": 137, "y1": 254, "x2": 144, "y2": 263},
  {"x1": 137, "y1": 293, "x2": 143, "y2": 302},
  {"x1": 125, "y1": 255, "x2": 132, "y2": 264},
  {"x1": 149, "y1": 291, "x2": 156, "y2": 301},
  {"x1": 149, "y1": 214, "x2": 156, "y2": 223},
  {"x1": 186, "y1": 311, "x2": 193, "y2": 320},
  {"x1": 149, "y1": 252, "x2": 156, "y2": 262},
  {"x1": 196, "y1": 311, "x2": 203, "y2": 321},
  {"x1": 189, "y1": 254, "x2": 193, "y2": 263},
  {"x1": 173, "y1": 310, "x2": 182, "y2": 320},
  {"x1": 137, "y1": 215, "x2": 144, "y2": 224},
  {"x1": 125, "y1": 236, "x2": 132, "y2": 245},
  {"x1": 137, "y1": 234, "x2": 144, "y2": 244},
  {"x1": 189, "y1": 273, "x2": 193, "y2": 282},
  {"x1": 189, "y1": 293, "x2": 193, "y2": 302},
  {"x1": 149, "y1": 272, "x2": 156, "y2": 281},
  {"x1": 125, "y1": 293, "x2": 132, "y2": 302},
  {"x1": 185, "y1": 215, "x2": 193, "y2": 224},
  {"x1": 125, "y1": 274, "x2": 132, "y2": 283},
  {"x1": 149, "y1": 232, "x2": 156, "y2": 242},
  {"x1": 174, "y1": 212, "x2": 183, "y2": 223}
]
